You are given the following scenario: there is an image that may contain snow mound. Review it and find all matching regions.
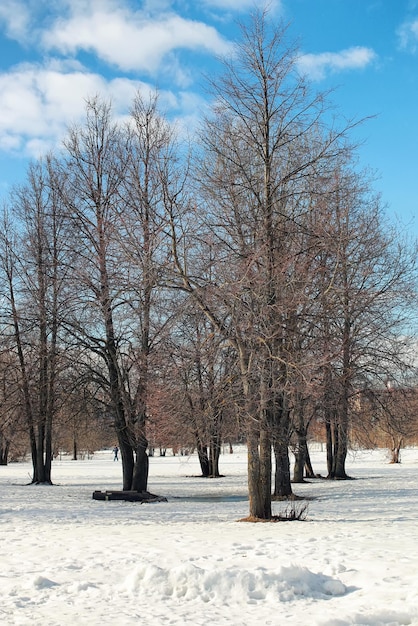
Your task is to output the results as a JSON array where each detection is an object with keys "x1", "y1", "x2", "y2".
[
  {"x1": 32, "y1": 575, "x2": 58, "y2": 589},
  {"x1": 123, "y1": 562, "x2": 346, "y2": 604}
]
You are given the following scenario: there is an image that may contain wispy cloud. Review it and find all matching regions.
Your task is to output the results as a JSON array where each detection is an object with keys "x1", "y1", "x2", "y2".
[
  {"x1": 397, "y1": 18, "x2": 418, "y2": 52},
  {"x1": 202, "y1": 0, "x2": 281, "y2": 10},
  {"x1": 298, "y1": 46, "x2": 377, "y2": 81},
  {"x1": 0, "y1": 0, "x2": 32, "y2": 41}
]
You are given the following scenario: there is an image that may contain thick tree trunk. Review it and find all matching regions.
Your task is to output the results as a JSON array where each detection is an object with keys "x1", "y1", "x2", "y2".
[
  {"x1": 272, "y1": 407, "x2": 293, "y2": 497},
  {"x1": 273, "y1": 438, "x2": 292, "y2": 497},
  {"x1": 293, "y1": 446, "x2": 305, "y2": 483},
  {"x1": 118, "y1": 433, "x2": 135, "y2": 491},
  {"x1": 390, "y1": 436, "x2": 403, "y2": 463},
  {"x1": 208, "y1": 432, "x2": 221, "y2": 477},
  {"x1": 334, "y1": 421, "x2": 349, "y2": 478},
  {"x1": 247, "y1": 426, "x2": 272, "y2": 519},
  {"x1": 32, "y1": 420, "x2": 52, "y2": 485},
  {"x1": 132, "y1": 434, "x2": 149, "y2": 492},
  {"x1": 106, "y1": 343, "x2": 137, "y2": 490},
  {"x1": 326, "y1": 410, "x2": 349, "y2": 479},
  {"x1": 293, "y1": 429, "x2": 308, "y2": 483},
  {"x1": 197, "y1": 443, "x2": 210, "y2": 477},
  {"x1": 390, "y1": 447, "x2": 401, "y2": 463}
]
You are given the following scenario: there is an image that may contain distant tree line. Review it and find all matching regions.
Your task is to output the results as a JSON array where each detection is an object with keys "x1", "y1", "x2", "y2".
[{"x1": 0, "y1": 10, "x2": 417, "y2": 519}]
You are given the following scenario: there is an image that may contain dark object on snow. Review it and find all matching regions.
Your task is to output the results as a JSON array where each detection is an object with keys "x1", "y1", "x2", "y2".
[{"x1": 92, "y1": 490, "x2": 167, "y2": 503}]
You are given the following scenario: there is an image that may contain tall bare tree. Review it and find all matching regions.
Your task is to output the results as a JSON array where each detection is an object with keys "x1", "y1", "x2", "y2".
[
  {"x1": 0, "y1": 157, "x2": 66, "y2": 483},
  {"x1": 57, "y1": 96, "x2": 142, "y2": 489},
  {"x1": 58, "y1": 94, "x2": 179, "y2": 492},
  {"x1": 115, "y1": 91, "x2": 179, "y2": 490},
  {"x1": 309, "y1": 167, "x2": 416, "y2": 478},
  {"x1": 166, "y1": 9, "x2": 357, "y2": 518}
]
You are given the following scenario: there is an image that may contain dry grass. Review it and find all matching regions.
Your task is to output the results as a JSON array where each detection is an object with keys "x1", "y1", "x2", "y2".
[{"x1": 238, "y1": 502, "x2": 309, "y2": 523}]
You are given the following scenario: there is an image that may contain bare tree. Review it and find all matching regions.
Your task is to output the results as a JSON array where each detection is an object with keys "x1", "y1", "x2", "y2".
[
  {"x1": 310, "y1": 167, "x2": 416, "y2": 478},
  {"x1": 0, "y1": 347, "x2": 25, "y2": 464},
  {"x1": 56, "y1": 96, "x2": 143, "y2": 489},
  {"x1": 0, "y1": 157, "x2": 66, "y2": 483},
  {"x1": 166, "y1": 10, "x2": 356, "y2": 518},
  {"x1": 58, "y1": 94, "x2": 179, "y2": 492},
  {"x1": 115, "y1": 91, "x2": 179, "y2": 490},
  {"x1": 160, "y1": 303, "x2": 239, "y2": 476}
]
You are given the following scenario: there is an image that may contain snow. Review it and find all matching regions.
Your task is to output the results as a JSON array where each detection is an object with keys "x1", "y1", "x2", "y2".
[{"x1": 1, "y1": 446, "x2": 418, "y2": 625}]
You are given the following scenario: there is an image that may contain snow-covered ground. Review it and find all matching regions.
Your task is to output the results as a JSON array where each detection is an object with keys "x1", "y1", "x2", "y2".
[{"x1": 1, "y1": 445, "x2": 417, "y2": 626}]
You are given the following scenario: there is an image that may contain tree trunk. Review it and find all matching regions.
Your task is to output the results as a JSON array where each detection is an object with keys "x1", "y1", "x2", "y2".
[
  {"x1": 333, "y1": 383, "x2": 349, "y2": 478},
  {"x1": 208, "y1": 431, "x2": 221, "y2": 477},
  {"x1": 8, "y1": 271, "x2": 38, "y2": 480},
  {"x1": 293, "y1": 428, "x2": 308, "y2": 483},
  {"x1": 247, "y1": 426, "x2": 272, "y2": 519},
  {"x1": 104, "y1": 314, "x2": 138, "y2": 491},
  {"x1": 390, "y1": 436, "x2": 403, "y2": 463},
  {"x1": 334, "y1": 420, "x2": 349, "y2": 478},
  {"x1": 0, "y1": 434, "x2": 9, "y2": 465},
  {"x1": 292, "y1": 395, "x2": 308, "y2": 483},
  {"x1": 326, "y1": 416, "x2": 334, "y2": 477},
  {"x1": 293, "y1": 446, "x2": 305, "y2": 483},
  {"x1": 304, "y1": 442, "x2": 315, "y2": 478},
  {"x1": 117, "y1": 430, "x2": 135, "y2": 491},
  {"x1": 272, "y1": 406, "x2": 293, "y2": 497},
  {"x1": 196, "y1": 441, "x2": 210, "y2": 477},
  {"x1": 332, "y1": 253, "x2": 351, "y2": 481},
  {"x1": 326, "y1": 408, "x2": 349, "y2": 479},
  {"x1": 132, "y1": 432, "x2": 149, "y2": 492},
  {"x1": 273, "y1": 437, "x2": 292, "y2": 497}
]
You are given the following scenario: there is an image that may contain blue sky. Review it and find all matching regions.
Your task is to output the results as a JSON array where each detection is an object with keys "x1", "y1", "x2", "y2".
[{"x1": 0, "y1": 0, "x2": 417, "y2": 235}]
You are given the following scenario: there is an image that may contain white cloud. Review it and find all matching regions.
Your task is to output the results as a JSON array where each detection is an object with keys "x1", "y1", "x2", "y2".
[
  {"x1": 167, "y1": 90, "x2": 209, "y2": 137},
  {"x1": 41, "y1": 2, "x2": 231, "y2": 74},
  {"x1": 202, "y1": 0, "x2": 277, "y2": 8},
  {"x1": 0, "y1": 63, "x2": 146, "y2": 157},
  {"x1": 0, "y1": 0, "x2": 31, "y2": 41},
  {"x1": 0, "y1": 1, "x2": 231, "y2": 80},
  {"x1": 297, "y1": 46, "x2": 377, "y2": 81},
  {"x1": 0, "y1": 133, "x2": 22, "y2": 152},
  {"x1": 0, "y1": 0, "x2": 229, "y2": 161},
  {"x1": 0, "y1": 60, "x2": 204, "y2": 158},
  {"x1": 397, "y1": 19, "x2": 418, "y2": 52}
]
